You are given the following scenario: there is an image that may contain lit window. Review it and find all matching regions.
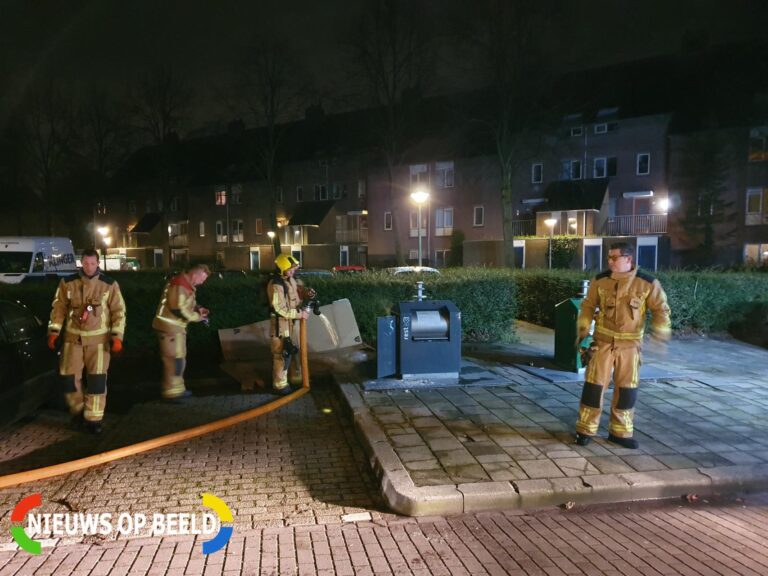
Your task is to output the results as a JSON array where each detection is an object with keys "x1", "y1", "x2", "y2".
[
  {"x1": 215, "y1": 190, "x2": 227, "y2": 206},
  {"x1": 199, "y1": 221, "x2": 205, "y2": 237},
  {"x1": 435, "y1": 207, "x2": 454, "y2": 236}
]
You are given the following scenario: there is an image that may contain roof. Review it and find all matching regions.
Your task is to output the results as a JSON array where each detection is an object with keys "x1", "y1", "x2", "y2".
[
  {"x1": 288, "y1": 201, "x2": 335, "y2": 226},
  {"x1": 129, "y1": 212, "x2": 162, "y2": 233},
  {"x1": 543, "y1": 181, "x2": 607, "y2": 211}
]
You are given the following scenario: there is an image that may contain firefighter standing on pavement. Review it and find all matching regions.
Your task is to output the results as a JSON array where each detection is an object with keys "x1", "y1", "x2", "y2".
[
  {"x1": 268, "y1": 254, "x2": 315, "y2": 394},
  {"x1": 575, "y1": 242, "x2": 671, "y2": 449},
  {"x1": 152, "y1": 264, "x2": 210, "y2": 400},
  {"x1": 47, "y1": 248, "x2": 126, "y2": 434}
]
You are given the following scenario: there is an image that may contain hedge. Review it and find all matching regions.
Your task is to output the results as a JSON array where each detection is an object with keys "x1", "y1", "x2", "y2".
[{"x1": 1, "y1": 268, "x2": 765, "y2": 360}]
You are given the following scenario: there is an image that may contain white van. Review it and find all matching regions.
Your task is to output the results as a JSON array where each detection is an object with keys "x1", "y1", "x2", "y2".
[{"x1": 0, "y1": 237, "x2": 78, "y2": 284}]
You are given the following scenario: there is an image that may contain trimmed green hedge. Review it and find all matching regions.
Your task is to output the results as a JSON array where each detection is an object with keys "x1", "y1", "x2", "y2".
[
  {"x1": 513, "y1": 269, "x2": 768, "y2": 333},
  {"x1": 2, "y1": 268, "x2": 765, "y2": 360}
]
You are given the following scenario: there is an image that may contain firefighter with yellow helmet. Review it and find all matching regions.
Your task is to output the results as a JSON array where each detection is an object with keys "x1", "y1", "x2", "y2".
[
  {"x1": 47, "y1": 248, "x2": 126, "y2": 434},
  {"x1": 267, "y1": 253, "x2": 315, "y2": 394}
]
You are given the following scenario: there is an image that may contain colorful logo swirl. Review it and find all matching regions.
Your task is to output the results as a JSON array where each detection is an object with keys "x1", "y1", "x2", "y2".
[
  {"x1": 201, "y1": 493, "x2": 233, "y2": 554},
  {"x1": 10, "y1": 493, "x2": 42, "y2": 555}
]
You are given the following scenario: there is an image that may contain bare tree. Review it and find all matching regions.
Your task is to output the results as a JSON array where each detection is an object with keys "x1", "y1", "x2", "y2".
[
  {"x1": 230, "y1": 38, "x2": 309, "y2": 256},
  {"x1": 676, "y1": 133, "x2": 737, "y2": 265},
  {"x1": 453, "y1": 0, "x2": 559, "y2": 267},
  {"x1": 131, "y1": 67, "x2": 192, "y2": 144},
  {"x1": 80, "y1": 87, "x2": 133, "y2": 179},
  {"x1": 23, "y1": 82, "x2": 76, "y2": 234},
  {"x1": 347, "y1": 0, "x2": 435, "y2": 265}
]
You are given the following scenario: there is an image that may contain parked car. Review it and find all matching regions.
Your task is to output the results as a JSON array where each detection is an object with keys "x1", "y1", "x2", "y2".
[
  {"x1": 295, "y1": 269, "x2": 333, "y2": 280},
  {"x1": 386, "y1": 266, "x2": 441, "y2": 275},
  {"x1": 0, "y1": 300, "x2": 58, "y2": 426},
  {"x1": 332, "y1": 265, "x2": 367, "y2": 274},
  {"x1": 213, "y1": 269, "x2": 248, "y2": 280}
]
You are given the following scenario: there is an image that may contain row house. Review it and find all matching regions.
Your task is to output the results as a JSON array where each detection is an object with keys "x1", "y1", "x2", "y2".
[
  {"x1": 111, "y1": 117, "x2": 375, "y2": 271},
  {"x1": 508, "y1": 110, "x2": 673, "y2": 271}
]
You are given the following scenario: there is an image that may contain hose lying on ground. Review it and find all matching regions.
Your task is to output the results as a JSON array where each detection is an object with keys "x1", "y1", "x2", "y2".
[{"x1": 0, "y1": 319, "x2": 311, "y2": 490}]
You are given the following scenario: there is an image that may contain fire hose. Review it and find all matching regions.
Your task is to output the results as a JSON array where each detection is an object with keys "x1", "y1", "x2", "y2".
[{"x1": 0, "y1": 318, "x2": 310, "y2": 490}]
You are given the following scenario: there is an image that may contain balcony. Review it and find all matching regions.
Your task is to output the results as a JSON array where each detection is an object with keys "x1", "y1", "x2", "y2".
[
  {"x1": 510, "y1": 219, "x2": 536, "y2": 236},
  {"x1": 603, "y1": 214, "x2": 667, "y2": 236},
  {"x1": 335, "y1": 228, "x2": 368, "y2": 243}
]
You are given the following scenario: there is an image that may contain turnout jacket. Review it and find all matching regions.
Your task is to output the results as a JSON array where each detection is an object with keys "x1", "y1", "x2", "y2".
[
  {"x1": 267, "y1": 273, "x2": 305, "y2": 338},
  {"x1": 152, "y1": 273, "x2": 204, "y2": 334},
  {"x1": 48, "y1": 270, "x2": 126, "y2": 345},
  {"x1": 577, "y1": 267, "x2": 671, "y2": 347}
]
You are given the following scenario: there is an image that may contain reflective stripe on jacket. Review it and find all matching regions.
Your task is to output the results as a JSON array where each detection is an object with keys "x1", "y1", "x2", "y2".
[
  {"x1": 578, "y1": 267, "x2": 671, "y2": 347},
  {"x1": 152, "y1": 274, "x2": 202, "y2": 334},
  {"x1": 48, "y1": 271, "x2": 126, "y2": 345},
  {"x1": 267, "y1": 274, "x2": 301, "y2": 338}
]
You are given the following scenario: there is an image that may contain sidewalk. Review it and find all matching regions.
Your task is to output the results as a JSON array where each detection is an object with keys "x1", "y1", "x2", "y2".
[{"x1": 336, "y1": 322, "x2": 768, "y2": 516}]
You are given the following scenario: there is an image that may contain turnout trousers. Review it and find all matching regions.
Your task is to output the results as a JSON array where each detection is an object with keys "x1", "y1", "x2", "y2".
[
  {"x1": 157, "y1": 332, "x2": 188, "y2": 399},
  {"x1": 59, "y1": 341, "x2": 110, "y2": 423},
  {"x1": 576, "y1": 342, "x2": 640, "y2": 439}
]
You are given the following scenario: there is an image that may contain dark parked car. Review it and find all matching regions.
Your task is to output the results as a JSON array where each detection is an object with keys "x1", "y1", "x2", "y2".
[{"x1": 0, "y1": 300, "x2": 57, "y2": 426}]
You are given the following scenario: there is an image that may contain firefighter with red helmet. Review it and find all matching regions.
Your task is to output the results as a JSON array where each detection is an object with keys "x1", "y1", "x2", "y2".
[
  {"x1": 267, "y1": 254, "x2": 315, "y2": 394},
  {"x1": 47, "y1": 248, "x2": 126, "y2": 434},
  {"x1": 152, "y1": 264, "x2": 210, "y2": 400}
]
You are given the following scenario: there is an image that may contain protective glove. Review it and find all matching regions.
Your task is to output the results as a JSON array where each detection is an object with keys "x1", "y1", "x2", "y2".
[
  {"x1": 47, "y1": 333, "x2": 59, "y2": 350},
  {"x1": 111, "y1": 338, "x2": 123, "y2": 353}
]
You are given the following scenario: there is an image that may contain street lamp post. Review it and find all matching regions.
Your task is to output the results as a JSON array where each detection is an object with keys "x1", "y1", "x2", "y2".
[
  {"x1": 544, "y1": 218, "x2": 557, "y2": 269},
  {"x1": 410, "y1": 188, "x2": 429, "y2": 267}
]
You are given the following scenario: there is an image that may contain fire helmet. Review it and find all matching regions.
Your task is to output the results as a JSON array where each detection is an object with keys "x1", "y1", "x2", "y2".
[{"x1": 275, "y1": 253, "x2": 300, "y2": 274}]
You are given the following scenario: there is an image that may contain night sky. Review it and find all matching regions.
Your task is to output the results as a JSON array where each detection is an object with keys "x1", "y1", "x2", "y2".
[{"x1": 1, "y1": 0, "x2": 765, "y2": 128}]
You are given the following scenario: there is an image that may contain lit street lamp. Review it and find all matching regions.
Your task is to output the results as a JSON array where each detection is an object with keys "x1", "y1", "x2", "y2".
[
  {"x1": 410, "y1": 188, "x2": 429, "y2": 267},
  {"x1": 544, "y1": 218, "x2": 557, "y2": 269}
]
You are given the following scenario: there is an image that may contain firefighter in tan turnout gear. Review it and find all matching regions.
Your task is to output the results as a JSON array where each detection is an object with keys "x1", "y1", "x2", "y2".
[
  {"x1": 47, "y1": 249, "x2": 126, "y2": 434},
  {"x1": 152, "y1": 264, "x2": 210, "y2": 400},
  {"x1": 575, "y1": 242, "x2": 671, "y2": 449},
  {"x1": 267, "y1": 254, "x2": 315, "y2": 395}
]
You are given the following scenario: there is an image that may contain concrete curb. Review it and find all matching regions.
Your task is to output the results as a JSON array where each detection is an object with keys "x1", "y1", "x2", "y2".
[{"x1": 335, "y1": 379, "x2": 768, "y2": 516}]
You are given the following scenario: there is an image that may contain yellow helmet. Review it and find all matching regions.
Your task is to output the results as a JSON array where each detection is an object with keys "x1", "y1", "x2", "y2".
[{"x1": 275, "y1": 253, "x2": 300, "y2": 274}]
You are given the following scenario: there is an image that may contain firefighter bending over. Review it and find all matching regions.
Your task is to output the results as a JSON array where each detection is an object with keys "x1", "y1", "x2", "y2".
[
  {"x1": 48, "y1": 248, "x2": 126, "y2": 434},
  {"x1": 575, "y1": 242, "x2": 671, "y2": 449},
  {"x1": 267, "y1": 254, "x2": 315, "y2": 395},
  {"x1": 152, "y1": 264, "x2": 210, "y2": 400}
]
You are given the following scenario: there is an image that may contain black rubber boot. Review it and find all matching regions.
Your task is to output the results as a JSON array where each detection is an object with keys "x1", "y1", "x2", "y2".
[
  {"x1": 575, "y1": 433, "x2": 592, "y2": 446},
  {"x1": 608, "y1": 434, "x2": 638, "y2": 449}
]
